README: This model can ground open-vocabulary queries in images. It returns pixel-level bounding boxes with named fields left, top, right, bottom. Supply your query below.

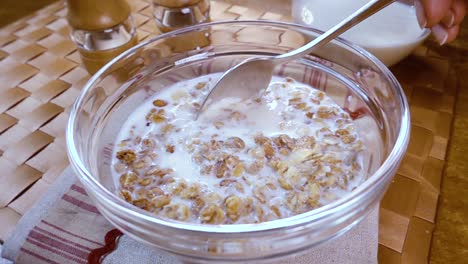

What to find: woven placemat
left=0, top=0, right=456, bottom=263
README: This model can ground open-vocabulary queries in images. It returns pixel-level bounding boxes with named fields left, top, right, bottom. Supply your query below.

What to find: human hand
left=415, top=0, right=467, bottom=44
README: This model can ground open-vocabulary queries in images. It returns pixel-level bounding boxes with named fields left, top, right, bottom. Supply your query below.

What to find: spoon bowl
left=199, top=58, right=275, bottom=113
left=198, top=0, right=394, bottom=114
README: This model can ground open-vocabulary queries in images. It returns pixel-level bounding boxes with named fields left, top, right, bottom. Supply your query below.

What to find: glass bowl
left=67, top=20, right=410, bottom=263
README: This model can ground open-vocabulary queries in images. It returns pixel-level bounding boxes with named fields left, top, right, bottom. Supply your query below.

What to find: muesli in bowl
left=67, top=21, right=410, bottom=262
left=113, top=74, right=367, bottom=225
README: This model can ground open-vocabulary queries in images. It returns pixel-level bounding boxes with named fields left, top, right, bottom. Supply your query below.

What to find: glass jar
left=152, top=0, right=210, bottom=32
left=66, top=0, right=138, bottom=74
left=67, top=21, right=410, bottom=263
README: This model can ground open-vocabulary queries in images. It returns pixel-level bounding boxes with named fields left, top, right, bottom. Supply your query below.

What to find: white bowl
left=292, top=0, right=430, bottom=66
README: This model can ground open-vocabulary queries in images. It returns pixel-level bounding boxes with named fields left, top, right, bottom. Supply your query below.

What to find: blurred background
left=0, top=0, right=57, bottom=28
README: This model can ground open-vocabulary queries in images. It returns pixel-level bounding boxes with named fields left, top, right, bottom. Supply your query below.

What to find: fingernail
left=432, top=24, right=448, bottom=45
left=415, top=0, right=427, bottom=28
left=441, top=10, right=455, bottom=27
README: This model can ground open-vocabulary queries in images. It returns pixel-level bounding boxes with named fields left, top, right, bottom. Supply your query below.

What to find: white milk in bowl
left=292, top=0, right=429, bottom=66
left=112, top=75, right=367, bottom=224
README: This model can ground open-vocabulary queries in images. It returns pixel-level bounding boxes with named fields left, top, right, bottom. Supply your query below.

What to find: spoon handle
left=275, top=0, right=395, bottom=62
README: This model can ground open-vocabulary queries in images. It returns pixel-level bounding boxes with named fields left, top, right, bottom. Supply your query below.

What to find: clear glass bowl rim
left=66, top=20, right=411, bottom=234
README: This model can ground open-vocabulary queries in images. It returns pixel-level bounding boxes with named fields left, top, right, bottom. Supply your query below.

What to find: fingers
left=446, top=24, right=461, bottom=43
left=418, top=0, right=453, bottom=27
left=441, top=9, right=455, bottom=27
left=416, top=0, right=466, bottom=45
left=432, top=25, right=448, bottom=44
left=415, top=0, right=428, bottom=27
left=431, top=22, right=460, bottom=45
left=451, top=0, right=467, bottom=25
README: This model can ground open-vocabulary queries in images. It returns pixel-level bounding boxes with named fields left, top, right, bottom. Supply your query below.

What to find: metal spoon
left=198, top=0, right=394, bottom=116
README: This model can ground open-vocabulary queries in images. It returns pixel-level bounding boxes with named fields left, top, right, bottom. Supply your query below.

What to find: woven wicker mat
left=0, top=0, right=456, bottom=263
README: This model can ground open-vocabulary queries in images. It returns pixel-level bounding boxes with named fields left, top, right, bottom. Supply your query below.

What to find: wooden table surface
left=0, top=1, right=466, bottom=263
left=428, top=19, right=468, bottom=264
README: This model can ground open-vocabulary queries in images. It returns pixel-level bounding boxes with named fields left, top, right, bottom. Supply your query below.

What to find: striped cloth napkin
left=1, top=167, right=378, bottom=264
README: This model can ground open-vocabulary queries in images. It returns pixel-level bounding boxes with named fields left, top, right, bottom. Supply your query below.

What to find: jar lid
left=66, top=0, right=131, bottom=31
